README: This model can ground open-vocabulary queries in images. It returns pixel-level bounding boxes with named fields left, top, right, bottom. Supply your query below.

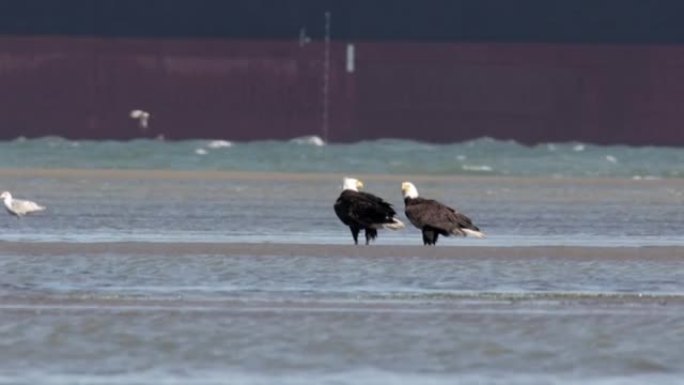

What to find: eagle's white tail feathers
left=462, top=228, right=485, bottom=238
left=383, top=218, right=405, bottom=230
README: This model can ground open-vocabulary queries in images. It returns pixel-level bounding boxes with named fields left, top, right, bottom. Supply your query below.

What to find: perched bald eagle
left=401, top=182, right=484, bottom=245
left=334, top=177, right=405, bottom=245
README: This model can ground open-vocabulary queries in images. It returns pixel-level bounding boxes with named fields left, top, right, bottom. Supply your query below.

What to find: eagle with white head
left=401, top=181, right=484, bottom=245
left=334, top=177, right=404, bottom=245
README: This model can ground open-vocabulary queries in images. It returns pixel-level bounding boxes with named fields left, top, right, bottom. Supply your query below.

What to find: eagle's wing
left=349, top=192, right=397, bottom=226
left=407, top=199, right=477, bottom=232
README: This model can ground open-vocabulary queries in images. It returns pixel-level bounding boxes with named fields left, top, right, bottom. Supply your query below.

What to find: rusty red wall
left=0, top=37, right=328, bottom=140
left=1, top=36, right=683, bottom=145
left=343, top=42, right=684, bottom=145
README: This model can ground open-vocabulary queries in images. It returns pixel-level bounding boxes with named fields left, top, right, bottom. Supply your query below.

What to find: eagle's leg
left=350, top=226, right=360, bottom=245
left=432, top=232, right=440, bottom=245
left=365, top=228, right=378, bottom=245
left=422, top=229, right=435, bottom=245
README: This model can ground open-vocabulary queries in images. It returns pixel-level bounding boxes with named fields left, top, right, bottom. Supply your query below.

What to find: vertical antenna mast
left=322, top=11, right=331, bottom=142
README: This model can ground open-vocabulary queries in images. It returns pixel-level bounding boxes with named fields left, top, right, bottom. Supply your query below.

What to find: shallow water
left=0, top=251, right=683, bottom=384
left=1, top=170, right=682, bottom=246
left=2, top=252, right=684, bottom=298
left=0, top=138, right=683, bottom=384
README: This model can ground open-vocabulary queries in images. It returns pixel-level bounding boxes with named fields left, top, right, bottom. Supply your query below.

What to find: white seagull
left=1, top=191, right=46, bottom=217
left=130, top=109, right=151, bottom=130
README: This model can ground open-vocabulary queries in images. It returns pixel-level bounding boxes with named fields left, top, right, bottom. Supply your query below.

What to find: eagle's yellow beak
left=356, top=180, right=364, bottom=190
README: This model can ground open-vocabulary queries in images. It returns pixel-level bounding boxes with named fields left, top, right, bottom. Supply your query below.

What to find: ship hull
left=1, top=36, right=683, bottom=145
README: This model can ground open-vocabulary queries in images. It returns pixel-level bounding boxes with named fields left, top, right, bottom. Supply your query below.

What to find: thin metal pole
left=322, top=11, right=331, bottom=142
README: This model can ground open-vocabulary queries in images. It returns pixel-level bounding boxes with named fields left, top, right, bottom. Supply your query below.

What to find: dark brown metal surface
left=0, top=36, right=682, bottom=145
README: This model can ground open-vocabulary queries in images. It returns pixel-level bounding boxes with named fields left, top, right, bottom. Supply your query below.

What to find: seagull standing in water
left=1, top=191, right=46, bottom=217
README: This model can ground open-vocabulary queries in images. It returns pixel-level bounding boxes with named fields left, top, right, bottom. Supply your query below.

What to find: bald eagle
left=334, top=177, right=405, bottom=245
left=401, top=182, right=484, bottom=245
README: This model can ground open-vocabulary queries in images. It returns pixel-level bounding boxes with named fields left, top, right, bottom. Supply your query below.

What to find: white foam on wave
left=631, top=175, right=661, bottom=181
left=462, top=164, right=493, bottom=172
left=194, top=148, right=208, bottom=155
left=289, top=135, right=326, bottom=146
left=605, top=155, right=618, bottom=164
left=207, top=140, right=233, bottom=149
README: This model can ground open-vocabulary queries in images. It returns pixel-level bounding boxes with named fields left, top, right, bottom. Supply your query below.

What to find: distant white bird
left=1, top=191, right=46, bottom=217
left=130, top=109, right=151, bottom=130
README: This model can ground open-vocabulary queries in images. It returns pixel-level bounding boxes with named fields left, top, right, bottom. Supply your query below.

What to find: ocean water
left=1, top=136, right=682, bottom=177
left=0, top=136, right=683, bottom=384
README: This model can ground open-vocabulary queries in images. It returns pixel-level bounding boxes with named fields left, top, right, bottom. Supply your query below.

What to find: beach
left=2, top=240, right=683, bottom=260
left=1, top=242, right=683, bottom=385
left=2, top=167, right=682, bottom=245
left=1, top=166, right=683, bottom=384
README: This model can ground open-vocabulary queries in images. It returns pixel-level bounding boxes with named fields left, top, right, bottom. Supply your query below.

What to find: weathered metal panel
left=0, top=37, right=329, bottom=140
left=1, top=36, right=684, bottom=145
left=347, top=42, right=684, bottom=145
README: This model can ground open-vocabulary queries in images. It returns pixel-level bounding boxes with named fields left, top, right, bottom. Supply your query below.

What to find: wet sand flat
left=1, top=241, right=682, bottom=260
left=1, top=167, right=682, bottom=246
left=3, top=167, right=682, bottom=209
left=3, top=166, right=684, bottom=186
